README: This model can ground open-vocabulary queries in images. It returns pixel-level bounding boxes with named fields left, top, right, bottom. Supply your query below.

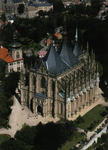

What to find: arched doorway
left=37, top=105, right=43, bottom=116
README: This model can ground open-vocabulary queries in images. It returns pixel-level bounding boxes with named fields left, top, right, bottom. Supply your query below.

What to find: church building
left=20, top=30, right=100, bottom=120
left=0, top=31, right=24, bottom=73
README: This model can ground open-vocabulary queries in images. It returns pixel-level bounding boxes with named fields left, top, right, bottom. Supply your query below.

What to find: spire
left=73, top=27, right=82, bottom=57
left=13, top=31, right=17, bottom=43
left=87, top=41, right=89, bottom=52
left=96, top=63, right=99, bottom=83
left=75, top=27, right=78, bottom=42
left=96, top=62, right=98, bottom=73
left=10, top=30, right=21, bottom=49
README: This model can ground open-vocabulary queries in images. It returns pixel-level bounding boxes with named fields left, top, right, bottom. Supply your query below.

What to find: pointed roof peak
left=73, top=28, right=83, bottom=57
left=60, top=39, right=79, bottom=67
left=10, top=30, right=21, bottom=49
left=73, top=42, right=82, bottom=57
left=75, top=27, right=78, bottom=42
left=13, top=30, right=18, bottom=40
left=43, top=44, right=68, bottom=75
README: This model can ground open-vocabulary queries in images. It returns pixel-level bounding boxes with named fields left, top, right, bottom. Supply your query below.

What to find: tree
left=48, top=0, right=64, bottom=12
left=0, top=13, right=6, bottom=22
left=0, top=138, right=26, bottom=150
left=38, top=10, right=45, bottom=17
left=0, top=93, right=13, bottom=128
left=0, top=59, right=6, bottom=80
left=1, top=72, right=19, bottom=98
left=97, top=61, right=103, bottom=77
left=0, top=121, right=76, bottom=150
left=17, top=4, right=25, bottom=15
left=91, top=0, right=102, bottom=16
left=15, top=125, right=36, bottom=145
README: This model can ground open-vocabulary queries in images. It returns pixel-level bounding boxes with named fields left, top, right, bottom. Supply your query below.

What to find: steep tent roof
left=60, top=39, right=79, bottom=67
left=43, top=44, right=69, bottom=75
left=73, top=42, right=82, bottom=57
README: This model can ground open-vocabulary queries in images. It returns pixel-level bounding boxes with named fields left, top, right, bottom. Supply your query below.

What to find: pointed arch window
left=41, top=76, right=46, bottom=88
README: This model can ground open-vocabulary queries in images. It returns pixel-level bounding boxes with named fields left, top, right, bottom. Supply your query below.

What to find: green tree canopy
left=0, top=59, right=6, bottom=80
left=17, top=4, right=25, bottom=15
left=48, top=0, right=64, bottom=12
left=1, top=72, right=19, bottom=98
left=0, top=93, right=13, bottom=128
left=91, top=0, right=102, bottom=16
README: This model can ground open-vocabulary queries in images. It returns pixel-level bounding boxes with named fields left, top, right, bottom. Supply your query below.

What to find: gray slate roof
left=60, top=39, right=80, bottom=68
left=73, top=42, right=82, bottom=57
left=43, top=45, right=69, bottom=76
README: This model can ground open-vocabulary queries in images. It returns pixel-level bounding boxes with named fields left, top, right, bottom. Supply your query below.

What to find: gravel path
left=0, top=96, right=59, bottom=137
left=81, top=125, right=108, bottom=150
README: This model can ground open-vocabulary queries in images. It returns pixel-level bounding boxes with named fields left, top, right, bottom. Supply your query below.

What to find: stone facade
left=8, top=32, right=24, bottom=72
left=0, top=0, right=28, bottom=18
left=20, top=32, right=100, bottom=120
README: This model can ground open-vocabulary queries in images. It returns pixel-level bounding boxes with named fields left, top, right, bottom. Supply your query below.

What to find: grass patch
left=58, top=132, right=86, bottom=150
left=0, top=134, right=10, bottom=144
left=59, top=105, right=107, bottom=150
left=75, top=105, right=107, bottom=131
left=104, top=97, right=108, bottom=102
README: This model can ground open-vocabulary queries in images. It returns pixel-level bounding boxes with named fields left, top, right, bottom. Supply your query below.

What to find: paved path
left=87, top=117, right=107, bottom=140
left=81, top=124, right=108, bottom=150
left=0, top=96, right=59, bottom=137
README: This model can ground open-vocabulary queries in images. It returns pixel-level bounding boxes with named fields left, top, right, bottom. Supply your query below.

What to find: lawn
left=75, top=104, right=107, bottom=131
left=58, top=132, right=86, bottom=150
left=58, top=105, right=107, bottom=150
left=0, top=134, right=10, bottom=144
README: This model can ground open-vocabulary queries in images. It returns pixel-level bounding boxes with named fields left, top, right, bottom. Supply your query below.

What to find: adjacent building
left=0, top=32, right=24, bottom=73
left=0, top=0, right=53, bottom=18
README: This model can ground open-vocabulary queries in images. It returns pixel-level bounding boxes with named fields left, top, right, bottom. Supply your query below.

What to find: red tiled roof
left=55, top=32, right=61, bottom=37
left=54, top=32, right=62, bottom=39
left=37, top=50, right=47, bottom=56
left=0, top=47, right=14, bottom=63
left=46, top=39, right=50, bottom=46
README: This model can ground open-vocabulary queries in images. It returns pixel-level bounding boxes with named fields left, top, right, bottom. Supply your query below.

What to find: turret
left=73, top=28, right=82, bottom=57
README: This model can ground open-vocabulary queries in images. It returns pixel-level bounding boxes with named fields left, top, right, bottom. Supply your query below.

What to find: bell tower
left=9, top=31, right=24, bottom=72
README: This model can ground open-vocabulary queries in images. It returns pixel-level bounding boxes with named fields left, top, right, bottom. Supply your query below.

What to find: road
left=81, top=124, right=108, bottom=150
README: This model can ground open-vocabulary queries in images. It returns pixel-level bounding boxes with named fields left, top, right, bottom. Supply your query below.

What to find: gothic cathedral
left=20, top=30, right=100, bottom=120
